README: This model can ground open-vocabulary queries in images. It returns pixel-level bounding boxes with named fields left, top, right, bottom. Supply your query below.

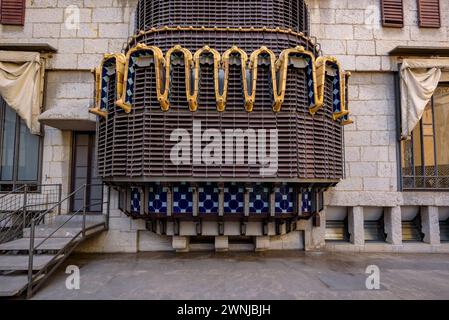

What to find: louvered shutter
left=381, top=0, right=404, bottom=27
left=418, top=0, right=441, bottom=28
left=0, top=0, right=26, bottom=26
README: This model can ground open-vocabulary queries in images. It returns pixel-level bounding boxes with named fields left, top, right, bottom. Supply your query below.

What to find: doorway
left=71, top=132, right=103, bottom=213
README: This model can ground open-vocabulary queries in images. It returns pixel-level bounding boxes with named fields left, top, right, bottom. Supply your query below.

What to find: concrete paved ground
left=32, top=251, right=449, bottom=300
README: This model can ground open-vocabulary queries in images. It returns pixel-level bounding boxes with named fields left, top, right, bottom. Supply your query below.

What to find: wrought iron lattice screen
left=97, top=59, right=344, bottom=181
left=135, top=0, right=310, bottom=34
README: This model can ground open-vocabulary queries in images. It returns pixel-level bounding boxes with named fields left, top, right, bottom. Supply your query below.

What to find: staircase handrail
left=0, top=185, right=26, bottom=201
left=26, top=183, right=110, bottom=298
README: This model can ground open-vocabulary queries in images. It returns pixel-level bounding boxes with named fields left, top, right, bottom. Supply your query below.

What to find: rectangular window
left=0, top=0, right=26, bottom=26
left=401, top=84, right=449, bottom=190
left=0, top=97, right=42, bottom=191
left=417, top=0, right=441, bottom=28
left=381, top=0, right=404, bottom=27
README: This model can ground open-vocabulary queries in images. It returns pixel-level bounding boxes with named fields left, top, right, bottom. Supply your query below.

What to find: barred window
left=401, top=84, right=449, bottom=190
left=0, top=96, right=42, bottom=191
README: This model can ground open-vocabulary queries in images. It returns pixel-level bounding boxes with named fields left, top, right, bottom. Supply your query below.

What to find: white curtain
left=0, top=51, right=44, bottom=135
left=400, top=58, right=449, bottom=140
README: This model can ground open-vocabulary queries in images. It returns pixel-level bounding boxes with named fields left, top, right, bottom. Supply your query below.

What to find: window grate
left=401, top=84, right=449, bottom=191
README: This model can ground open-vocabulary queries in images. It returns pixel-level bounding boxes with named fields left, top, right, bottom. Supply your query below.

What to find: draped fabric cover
left=400, top=58, right=449, bottom=140
left=0, top=51, right=44, bottom=135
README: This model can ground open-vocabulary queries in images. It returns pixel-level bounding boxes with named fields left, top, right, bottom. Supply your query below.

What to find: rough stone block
left=349, top=206, right=364, bottom=245
left=385, top=206, right=402, bottom=245
left=350, top=162, right=377, bottom=177
left=109, top=217, right=131, bottom=231
left=279, top=231, right=304, bottom=250
left=245, top=222, right=263, bottom=236
left=356, top=56, right=381, bottom=71
left=76, top=230, right=137, bottom=253
left=201, top=221, right=219, bottom=236
left=347, top=40, right=375, bottom=55
left=224, top=221, right=241, bottom=236
left=255, top=236, right=270, bottom=251
left=363, top=177, right=392, bottom=191
left=130, top=219, right=146, bottom=231
left=172, top=236, right=190, bottom=252
left=178, top=221, right=197, bottom=236
left=421, top=206, right=440, bottom=245
left=138, top=231, right=172, bottom=252
left=361, top=146, right=390, bottom=162
left=215, top=236, right=229, bottom=252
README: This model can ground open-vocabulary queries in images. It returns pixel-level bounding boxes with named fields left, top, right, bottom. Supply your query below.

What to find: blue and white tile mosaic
left=332, top=68, right=341, bottom=114
left=274, top=184, right=295, bottom=214
left=249, top=184, right=269, bottom=214
left=199, top=183, right=219, bottom=214
left=305, top=56, right=315, bottom=107
left=224, top=183, right=244, bottom=214
left=130, top=187, right=141, bottom=214
left=301, top=188, right=313, bottom=213
left=148, top=183, right=168, bottom=214
left=124, top=51, right=154, bottom=106
left=100, top=58, right=116, bottom=111
left=173, top=183, right=193, bottom=214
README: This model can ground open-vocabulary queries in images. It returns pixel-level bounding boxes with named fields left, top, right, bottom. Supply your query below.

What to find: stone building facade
left=0, top=0, right=448, bottom=253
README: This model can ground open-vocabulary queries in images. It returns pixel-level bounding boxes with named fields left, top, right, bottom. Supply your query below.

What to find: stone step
left=0, top=254, right=63, bottom=271
left=51, top=214, right=105, bottom=225
left=229, top=243, right=255, bottom=251
left=23, top=227, right=83, bottom=238
left=0, top=237, right=75, bottom=251
left=0, top=274, right=46, bottom=297
left=0, top=275, right=28, bottom=297
left=23, top=222, right=105, bottom=238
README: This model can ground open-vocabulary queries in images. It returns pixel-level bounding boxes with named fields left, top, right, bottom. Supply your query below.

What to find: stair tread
left=52, top=215, right=105, bottom=224
left=23, top=227, right=83, bottom=238
left=0, top=275, right=28, bottom=297
left=37, top=221, right=103, bottom=229
left=23, top=222, right=105, bottom=238
left=0, top=254, right=62, bottom=271
left=0, top=238, right=74, bottom=251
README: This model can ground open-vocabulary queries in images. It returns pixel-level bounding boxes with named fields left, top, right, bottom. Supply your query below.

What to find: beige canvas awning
left=0, top=51, right=45, bottom=135
left=400, top=58, right=449, bottom=140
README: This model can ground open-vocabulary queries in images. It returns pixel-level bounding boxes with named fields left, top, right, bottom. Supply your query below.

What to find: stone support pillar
left=349, top=206, right=364, bottom=245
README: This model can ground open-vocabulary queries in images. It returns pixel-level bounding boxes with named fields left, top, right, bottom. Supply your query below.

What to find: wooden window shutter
left=418, top=0, right=441, bottom=28
left=0, top=0, right=26, bottom=26
left=381, top=0, right=404, bottom=27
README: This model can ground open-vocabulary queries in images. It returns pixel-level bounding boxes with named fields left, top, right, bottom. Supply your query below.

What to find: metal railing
left=402, top=175, right=449, bottom=191
left=26, top=184, right=110, bottom=298
left=0, top=184, right=62, bottom=244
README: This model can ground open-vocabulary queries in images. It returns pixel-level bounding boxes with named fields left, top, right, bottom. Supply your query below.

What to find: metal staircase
left=0, top=184, right=109, bottom=298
